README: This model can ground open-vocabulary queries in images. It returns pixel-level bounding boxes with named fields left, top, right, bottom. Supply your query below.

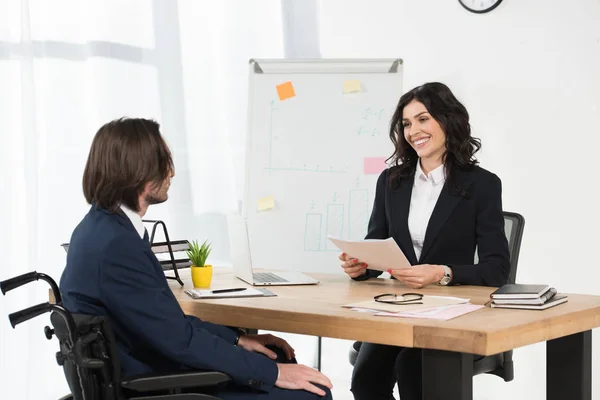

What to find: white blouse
left=407, top=161, right=446, bottom=261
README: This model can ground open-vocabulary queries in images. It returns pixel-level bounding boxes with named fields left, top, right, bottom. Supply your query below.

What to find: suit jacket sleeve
left=100, top=237, right=278, bottom=392
left=449, top=173, right=511, bottom=286
left=353, top=169, right=389, bottom=281
left=184, top=315, right=239, bottom=343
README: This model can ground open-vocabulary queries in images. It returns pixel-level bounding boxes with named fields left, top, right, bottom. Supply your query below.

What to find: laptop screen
left=226, top=214, right=255, bottom=283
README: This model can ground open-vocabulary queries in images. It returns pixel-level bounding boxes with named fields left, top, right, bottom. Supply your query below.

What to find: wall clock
left=458, top=0, right=503, bottom=14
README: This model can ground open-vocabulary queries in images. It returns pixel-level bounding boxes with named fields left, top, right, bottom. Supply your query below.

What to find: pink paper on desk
left=363, top=157, right=387, bottom=175
left=375, top=303, right=484, bottom=320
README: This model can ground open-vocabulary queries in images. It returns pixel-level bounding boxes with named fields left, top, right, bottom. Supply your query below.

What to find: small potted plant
left=186, top=239, right=213, bottom=288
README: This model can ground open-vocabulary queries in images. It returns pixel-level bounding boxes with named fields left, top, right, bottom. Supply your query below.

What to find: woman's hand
left=339, top=252, right=368, bottom=278
left=389, top=264, right=445, bottom=289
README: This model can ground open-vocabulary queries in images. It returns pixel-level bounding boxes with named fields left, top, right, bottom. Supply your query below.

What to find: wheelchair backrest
left=51, top=312, right=123, bottom=400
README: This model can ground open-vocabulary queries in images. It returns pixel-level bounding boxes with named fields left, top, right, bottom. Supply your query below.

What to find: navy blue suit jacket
left=59, top=205, right=278, bottom=392
left=356, top=165, right=510, bottom=286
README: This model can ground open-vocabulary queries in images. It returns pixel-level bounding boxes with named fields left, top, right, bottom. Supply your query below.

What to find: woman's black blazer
left=356, top=165, right=511, bottom=286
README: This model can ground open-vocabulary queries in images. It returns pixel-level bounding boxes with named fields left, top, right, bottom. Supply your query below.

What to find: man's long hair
left=82, top=118, right=173, bottom=212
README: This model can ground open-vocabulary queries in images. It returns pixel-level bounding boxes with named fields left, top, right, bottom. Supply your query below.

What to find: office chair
left=347, top=211, right=526, bottom=382
left=1, top=271, right=232, bottom=400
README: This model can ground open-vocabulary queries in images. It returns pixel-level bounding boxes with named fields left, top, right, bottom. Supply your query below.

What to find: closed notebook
left=491, top=284, right=551, bottom=300
left=491, top=295, right=568, bottom=310
left=492, top=288, right=557, bottom=305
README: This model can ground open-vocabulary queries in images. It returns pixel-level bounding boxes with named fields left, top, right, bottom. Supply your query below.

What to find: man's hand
left=237, top=333, right=295, bottom=360
left=275, top=363, right=333, bottom=396
left=389, top=264, right=445, bottom=289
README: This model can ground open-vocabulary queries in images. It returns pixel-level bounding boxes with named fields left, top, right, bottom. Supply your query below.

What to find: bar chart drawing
left=325, top=204, right=345, bottom=251
left=348, top=189, right=369, bottom=240
left=303, top=190, right=370, bottom=252
left=304, top=213, right=322, bottom=251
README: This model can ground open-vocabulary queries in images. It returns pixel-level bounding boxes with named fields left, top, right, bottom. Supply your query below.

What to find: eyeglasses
left=374, top=292, right=423, bottom=305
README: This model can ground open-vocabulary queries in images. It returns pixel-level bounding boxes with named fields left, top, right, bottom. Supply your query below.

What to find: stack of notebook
left=490, top=284, right=568, bottom=310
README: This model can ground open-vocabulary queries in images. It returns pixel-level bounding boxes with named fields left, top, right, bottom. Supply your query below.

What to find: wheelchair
left=1, top=271, right=232, bottom=400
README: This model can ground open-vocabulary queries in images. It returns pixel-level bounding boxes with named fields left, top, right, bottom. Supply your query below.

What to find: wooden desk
left=172, top=268, right=600, bottom=400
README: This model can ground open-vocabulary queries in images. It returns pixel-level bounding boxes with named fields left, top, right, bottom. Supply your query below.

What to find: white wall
left=317, top=0, right=600, bottom=398
left=0, top=1, right=286, bottom=398
left=2, top=1, right=599, bottom=398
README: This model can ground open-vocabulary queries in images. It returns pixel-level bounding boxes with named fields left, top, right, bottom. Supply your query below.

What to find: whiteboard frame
left=242, top=58, right=403, bottom=219
left=248, top=58, right=403, bottom=74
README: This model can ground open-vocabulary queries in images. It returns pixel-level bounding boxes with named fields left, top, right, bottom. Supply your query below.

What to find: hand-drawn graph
left=304, top=188, right=370, bottom=251
left=325, top=204, right=345, bottom=250
left=264, top=100, right=349, bottom=175
left=304, top=214, right=322, bottom=251
left=260, top=97, right=380, bottom=252
left=348, top=189, right=369, bottom=240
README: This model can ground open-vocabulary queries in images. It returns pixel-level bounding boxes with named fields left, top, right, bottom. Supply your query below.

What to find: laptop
left=226, top=213, right=319, bottom=286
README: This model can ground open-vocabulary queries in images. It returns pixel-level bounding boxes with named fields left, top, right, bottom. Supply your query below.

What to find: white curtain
left=0, top=0, right=289, bottom=398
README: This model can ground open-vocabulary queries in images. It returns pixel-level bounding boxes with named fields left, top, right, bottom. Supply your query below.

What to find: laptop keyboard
left=253, top=272, right=288, bottom=283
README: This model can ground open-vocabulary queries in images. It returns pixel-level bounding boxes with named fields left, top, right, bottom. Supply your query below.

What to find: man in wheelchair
left=2, top=118, right=332, bottom=400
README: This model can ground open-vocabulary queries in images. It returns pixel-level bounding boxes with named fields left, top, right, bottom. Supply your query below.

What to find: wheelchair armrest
left=121, top=370, right=231, bottom=392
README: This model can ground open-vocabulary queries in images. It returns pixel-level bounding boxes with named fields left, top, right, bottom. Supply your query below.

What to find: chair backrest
left=502, top=211, right=525, bottom=284
left=474, top=211, right=525, bottom=284
left=51, top=312, right=124, bottom=400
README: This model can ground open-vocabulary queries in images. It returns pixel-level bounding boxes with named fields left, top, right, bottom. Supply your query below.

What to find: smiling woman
left=389, top=82, right=482, bottom=196
left=339, top=82, right=510, bottom=400
left=401, top=101, right=447, bottom=171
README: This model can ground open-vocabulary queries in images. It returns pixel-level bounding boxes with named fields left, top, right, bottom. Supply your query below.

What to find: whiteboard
left=242, top=59, right=403, bottom=274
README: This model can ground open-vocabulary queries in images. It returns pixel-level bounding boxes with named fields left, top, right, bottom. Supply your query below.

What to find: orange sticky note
left=276, top=81, right=296, bottom=101
left=364, top=157, right=388, bottom=175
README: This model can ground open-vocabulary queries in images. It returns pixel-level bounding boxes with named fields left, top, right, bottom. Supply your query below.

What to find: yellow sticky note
left=343, top=80, right=361, bottom=94
left=276, top=81, right=296, bottom=101
left=257, top=196, right=275, bottom=211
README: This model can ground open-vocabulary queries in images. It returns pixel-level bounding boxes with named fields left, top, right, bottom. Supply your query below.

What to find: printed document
left=327, top=236, right=410, bottom=271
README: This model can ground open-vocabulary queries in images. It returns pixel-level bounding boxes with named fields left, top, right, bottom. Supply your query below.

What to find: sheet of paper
left=343, top=79, right=361, bottom=93
left=185, top=287, right=267, bottom=299
left=349, top=307, right=382, bottom=313
left=363, top=156, right=388, bottom=175
left=276, top=81, right=296, bottom=101
left=257, top=196, right=275, bottom=211
left=375, top=303, right=484, bottom=320
left=155, top=250, right=189, bottom=262
left=328, top=236, right=410, bottom=272
left=343, top=295, right=470, bottom=313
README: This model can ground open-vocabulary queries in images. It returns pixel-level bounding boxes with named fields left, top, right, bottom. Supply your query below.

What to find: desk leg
left=422, top=349, right=473, bottom=400
left=547, top=330, right=591, bottom=400
left=317, top=336, right=322, bottom=371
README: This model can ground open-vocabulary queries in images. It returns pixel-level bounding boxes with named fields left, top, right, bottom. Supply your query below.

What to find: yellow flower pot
left=191, top=264, right=213, bottom=288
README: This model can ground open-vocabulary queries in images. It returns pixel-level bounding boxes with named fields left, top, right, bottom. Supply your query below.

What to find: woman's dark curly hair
left=387, top=82, right=481, bottom=196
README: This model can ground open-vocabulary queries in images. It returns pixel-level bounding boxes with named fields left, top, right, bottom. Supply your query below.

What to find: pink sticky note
left=363, top=157, right=387, bottom=175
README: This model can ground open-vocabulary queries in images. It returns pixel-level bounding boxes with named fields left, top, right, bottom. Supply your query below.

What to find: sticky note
left=363, top=157, right=388, bottom=175
left=257, top=196, right=275, bottom=211
left=276, top=81, right=295, bottom=101
left=343, top=80, right=361, bottom=94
